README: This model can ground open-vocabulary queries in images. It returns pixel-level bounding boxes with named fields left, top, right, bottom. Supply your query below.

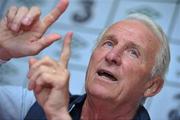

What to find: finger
left=6, top=6, right=17, bottom=28
left=34, top=80, right=43, bottom=94
left=34, top=73, right=53, bottom=93
left=22, top=6, right=41, bottom=26
left=11, top=6, right=29, bottom=32
left=30, top=65, right=56, bottom=84
left=28, top=65, right=53, bottom=91
left=29, top=57, right=38, bottom=69
left=43, top=0, right=69, bottom=28
left=59, top=32, right=73, bottom=68
left=28, top=58, right=39, bottom=90
left=28, top=77, right=35, bottom=90
left=37, top=33, right=61, bottom=50
left=29, top=56, right=56, bottom=77
left=34, top=87, right=49, bottom=106
left=34, top=71, right=69, bottom=94
left=28, top=57, right=38, bottom=78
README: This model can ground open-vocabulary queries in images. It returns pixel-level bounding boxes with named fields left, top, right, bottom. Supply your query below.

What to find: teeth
left=98, top=70, right=117, bottom=81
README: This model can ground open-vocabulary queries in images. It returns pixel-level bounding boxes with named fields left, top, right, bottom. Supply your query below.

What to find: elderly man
left=0, top=0, right=170, bottom=120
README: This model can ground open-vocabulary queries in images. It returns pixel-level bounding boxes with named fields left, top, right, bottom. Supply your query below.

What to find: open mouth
left=97, top=69, right=117, bottom=81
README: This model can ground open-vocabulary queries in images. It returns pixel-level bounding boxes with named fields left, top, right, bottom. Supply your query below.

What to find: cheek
left=121, top=61, right=139, bottom=78
left=85, top=53, right=99, bottom=88
left=87, top=50, right=106, bottom=72
left=121, top=57, right=148, bottom=79
left=118, top=63, right=150, bottom=97
left=114, top=77, right=147, bottom=103
left=119, top=61, right=149, bottom=95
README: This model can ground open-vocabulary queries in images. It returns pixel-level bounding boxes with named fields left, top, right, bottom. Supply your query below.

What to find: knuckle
left=46, top=14, right=55, bottom=23
left=39, top=65, right=46, bottom=71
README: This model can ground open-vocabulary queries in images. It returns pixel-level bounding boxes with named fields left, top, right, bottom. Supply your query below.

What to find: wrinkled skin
left=83, top=20, right=163, bottom=119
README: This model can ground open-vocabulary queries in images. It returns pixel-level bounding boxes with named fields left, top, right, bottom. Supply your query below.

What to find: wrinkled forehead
left=107, top=20, right=156, bottom=37
left=101, top=20, right=160, bottom=47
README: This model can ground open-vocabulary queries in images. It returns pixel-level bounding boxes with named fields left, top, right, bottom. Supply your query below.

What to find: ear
left=144, top=76, right=164, bottom=97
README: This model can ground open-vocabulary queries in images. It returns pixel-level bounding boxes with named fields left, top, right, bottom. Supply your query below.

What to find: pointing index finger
left=43, top=0, right=69, bottom=28
left=60, top=32, right=73, bottom=68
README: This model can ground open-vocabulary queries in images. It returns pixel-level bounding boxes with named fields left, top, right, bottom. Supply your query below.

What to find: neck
left=81, top=95, right=139, bottom=120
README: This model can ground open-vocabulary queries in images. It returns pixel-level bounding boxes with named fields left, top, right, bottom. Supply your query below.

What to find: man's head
left=85, top=13, right=170, bottom=106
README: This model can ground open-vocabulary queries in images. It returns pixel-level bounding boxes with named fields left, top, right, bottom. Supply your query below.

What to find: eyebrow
left=126, top=41, right=141, bottom=49
left=101, top=34, right=118, bottom=42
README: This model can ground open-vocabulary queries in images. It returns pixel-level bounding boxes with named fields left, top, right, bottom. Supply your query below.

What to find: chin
left=86, top=83, right=113, bottom=100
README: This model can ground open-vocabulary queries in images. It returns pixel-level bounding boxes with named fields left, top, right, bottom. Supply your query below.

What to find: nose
left=105, top=48, right=121, bottom=66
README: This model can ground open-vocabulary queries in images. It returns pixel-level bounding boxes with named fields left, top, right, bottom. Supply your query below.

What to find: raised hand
left=28, top=32, right=73, bottom=120
left=0, top=0, right=69, bottom=60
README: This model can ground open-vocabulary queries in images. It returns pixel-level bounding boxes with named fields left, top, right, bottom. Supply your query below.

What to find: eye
left=103, top=41, right=114, bottom=48
left=128, top=48, right=139, bottom=58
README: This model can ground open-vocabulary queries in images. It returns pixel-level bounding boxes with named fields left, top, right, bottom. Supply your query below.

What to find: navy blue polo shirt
left=25, top=94, right=150, bottom=120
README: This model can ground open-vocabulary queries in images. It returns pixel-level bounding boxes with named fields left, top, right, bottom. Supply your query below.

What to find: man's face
left=85, top=20, right=161, bottom=104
